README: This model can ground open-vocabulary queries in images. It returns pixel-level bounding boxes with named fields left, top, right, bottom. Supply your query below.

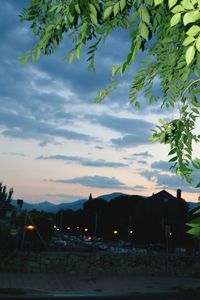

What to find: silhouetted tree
left=0, top=182, right=14, bottom=203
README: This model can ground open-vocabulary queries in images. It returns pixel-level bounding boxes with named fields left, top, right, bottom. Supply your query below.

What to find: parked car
left=49, top=239, right=67, bottom=250
left=110, top=246, right=129, bottom=253
left=93, top=242, right=108, bottom=251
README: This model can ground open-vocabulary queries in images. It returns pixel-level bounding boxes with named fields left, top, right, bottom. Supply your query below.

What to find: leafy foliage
left=186, top=205, right=200, bottom=239
left=19, top=0, right=200, bottom=238
left=0, top=182, right=13, bottom=203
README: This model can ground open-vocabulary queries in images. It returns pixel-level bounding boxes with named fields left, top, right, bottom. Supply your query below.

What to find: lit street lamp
left=24, top=225, right=35, bottom=231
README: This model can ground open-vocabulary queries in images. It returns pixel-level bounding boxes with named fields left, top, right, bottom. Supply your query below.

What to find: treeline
left=0, top=182, right=13, bottom=203
left=54, top=194, right=192, bottom=248
left=0, top=192, right=196, bottom=251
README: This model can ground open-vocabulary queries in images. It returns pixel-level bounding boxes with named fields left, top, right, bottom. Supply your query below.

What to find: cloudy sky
left=0, top=1, right=199, bottom=203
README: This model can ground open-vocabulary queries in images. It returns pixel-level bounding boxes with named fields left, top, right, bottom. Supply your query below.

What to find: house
left=148, top=189, right=182, bottom=202
left=146, top=189, right=188, bottom=222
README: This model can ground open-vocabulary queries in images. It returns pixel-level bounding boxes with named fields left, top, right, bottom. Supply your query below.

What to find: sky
left=0, top=1, right=200, bottom=204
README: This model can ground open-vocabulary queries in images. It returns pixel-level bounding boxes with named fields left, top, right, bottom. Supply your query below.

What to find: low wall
left=0, top=251, right=199, bottom=277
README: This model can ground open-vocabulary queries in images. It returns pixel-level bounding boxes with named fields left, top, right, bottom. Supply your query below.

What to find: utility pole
left=60, top=211, right=63, bottom=234
left=129, top=216, right=132, bottom=246
left=165, top=224, right=170, bottom=272
left=94, top=213, right=98, bottom=240
left=21, top=212, right=28, bottom=251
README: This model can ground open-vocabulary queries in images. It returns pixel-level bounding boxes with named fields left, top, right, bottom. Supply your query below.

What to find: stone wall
left=0, top=251, right=199, bottom=277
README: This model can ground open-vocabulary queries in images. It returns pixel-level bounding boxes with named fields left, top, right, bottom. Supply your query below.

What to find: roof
left=148, top=190, right=177, bottom=201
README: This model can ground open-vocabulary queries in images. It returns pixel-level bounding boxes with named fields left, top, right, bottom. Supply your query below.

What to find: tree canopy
left=19, top=0, right=200, bottom=237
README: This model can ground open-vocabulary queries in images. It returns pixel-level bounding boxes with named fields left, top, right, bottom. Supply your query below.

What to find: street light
left=24, top=225, right=35, bottom=231
left=84, top=228, right=88, bottom=232
left=67, top=226, right=71, bottom=230
left=113, top=230, right=118, bottom=235
left=130, top=230, right=133, bottom=234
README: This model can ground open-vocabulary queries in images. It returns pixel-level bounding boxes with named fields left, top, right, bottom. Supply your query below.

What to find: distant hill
left=97, top=192, right=126, bottom=201
left=11, top=192, right=127, bottom=213
left=188, top=202, right=198, bottom=211
left=12, top=192, right=198, bottom=213
left=11, top=199, right=87, bottom=213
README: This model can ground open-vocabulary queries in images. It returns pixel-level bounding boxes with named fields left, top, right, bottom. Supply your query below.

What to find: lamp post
left=59, top=211, right=63, bottom=233
left=165, top=224, right=171, bottom=272
left=94, top=213, right=98, bottom=240
left=129, top=216, right=133, bottom=245
left=84, top=228, right=88, bottom=237
left=113, top=230, right=118, bottom=242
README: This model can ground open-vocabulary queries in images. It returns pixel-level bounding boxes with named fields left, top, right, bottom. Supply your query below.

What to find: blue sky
left=0, top=1, right=199, bottom=203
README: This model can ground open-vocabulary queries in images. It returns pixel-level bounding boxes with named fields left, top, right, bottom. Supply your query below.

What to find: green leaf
left=194, top=208, right=200, bottom=214
left=183, top=11, right=200, bottom=26
left=170, top=13, right=181, bottom=27
left=185, top=45, right=196, bottom=65
left=112, top=66, right=120, bottom=77
left=169, top=156, right=178, bottom=162
left=158, top=118, right=165, bottom=124
left=168, top=148, right=177, bottom=155
left=171, top=5, right=184, bottom=13
left=119, top=0, right=126, bottom=12
left=192, top=107, right=199, bottom=114
left=196, top=182, right=200, bottom=188
left=89, top=4, right=97, bottom=17
left=139, top=22, right=149, bottom=40
left=139, top=6, right=150, bottom=24
left=103, top=6, right=113, bottom=20
left=76, top=47, right=81, bottom=60
left=113, top=2, right=120, bottom=16
left=192, top=158, right=200, bottom=169
left=182, top=36, right=195, bottom=46
left=36, top=47, right=41, bottom=60
left=69, top=53, right=74, bottom=63
left=168, top=0, right=178, bottom=8
left=181, top=0, right=194, bottom=9
left=154, top=0, right=164, bottom=6
left=187, top=216, right=200, bottom=227
left=75, top=4, right=81, bottom=15
left=186, top=25, right=200, bottom=36
left=191, top=99, right=200, bottom=107
left=196, top=37, right=200, bottom=52
left=49, top=5, right=59, bottom=13
left=90, top=14, right=98, bottom=26
left=148, top=135, right=159, bottom=142
left=135, top=101, right=141, bottom=109
left=186, top=227, right=200, bottom=238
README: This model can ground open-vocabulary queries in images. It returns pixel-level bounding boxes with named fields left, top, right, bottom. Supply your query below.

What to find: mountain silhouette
left=12, top=192, right=198, bottom=213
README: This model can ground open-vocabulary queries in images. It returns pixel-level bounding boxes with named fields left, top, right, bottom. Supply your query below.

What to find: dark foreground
left=0, top=291, right=198, bottom=300
left=0, top=273, right=199, bottom=299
